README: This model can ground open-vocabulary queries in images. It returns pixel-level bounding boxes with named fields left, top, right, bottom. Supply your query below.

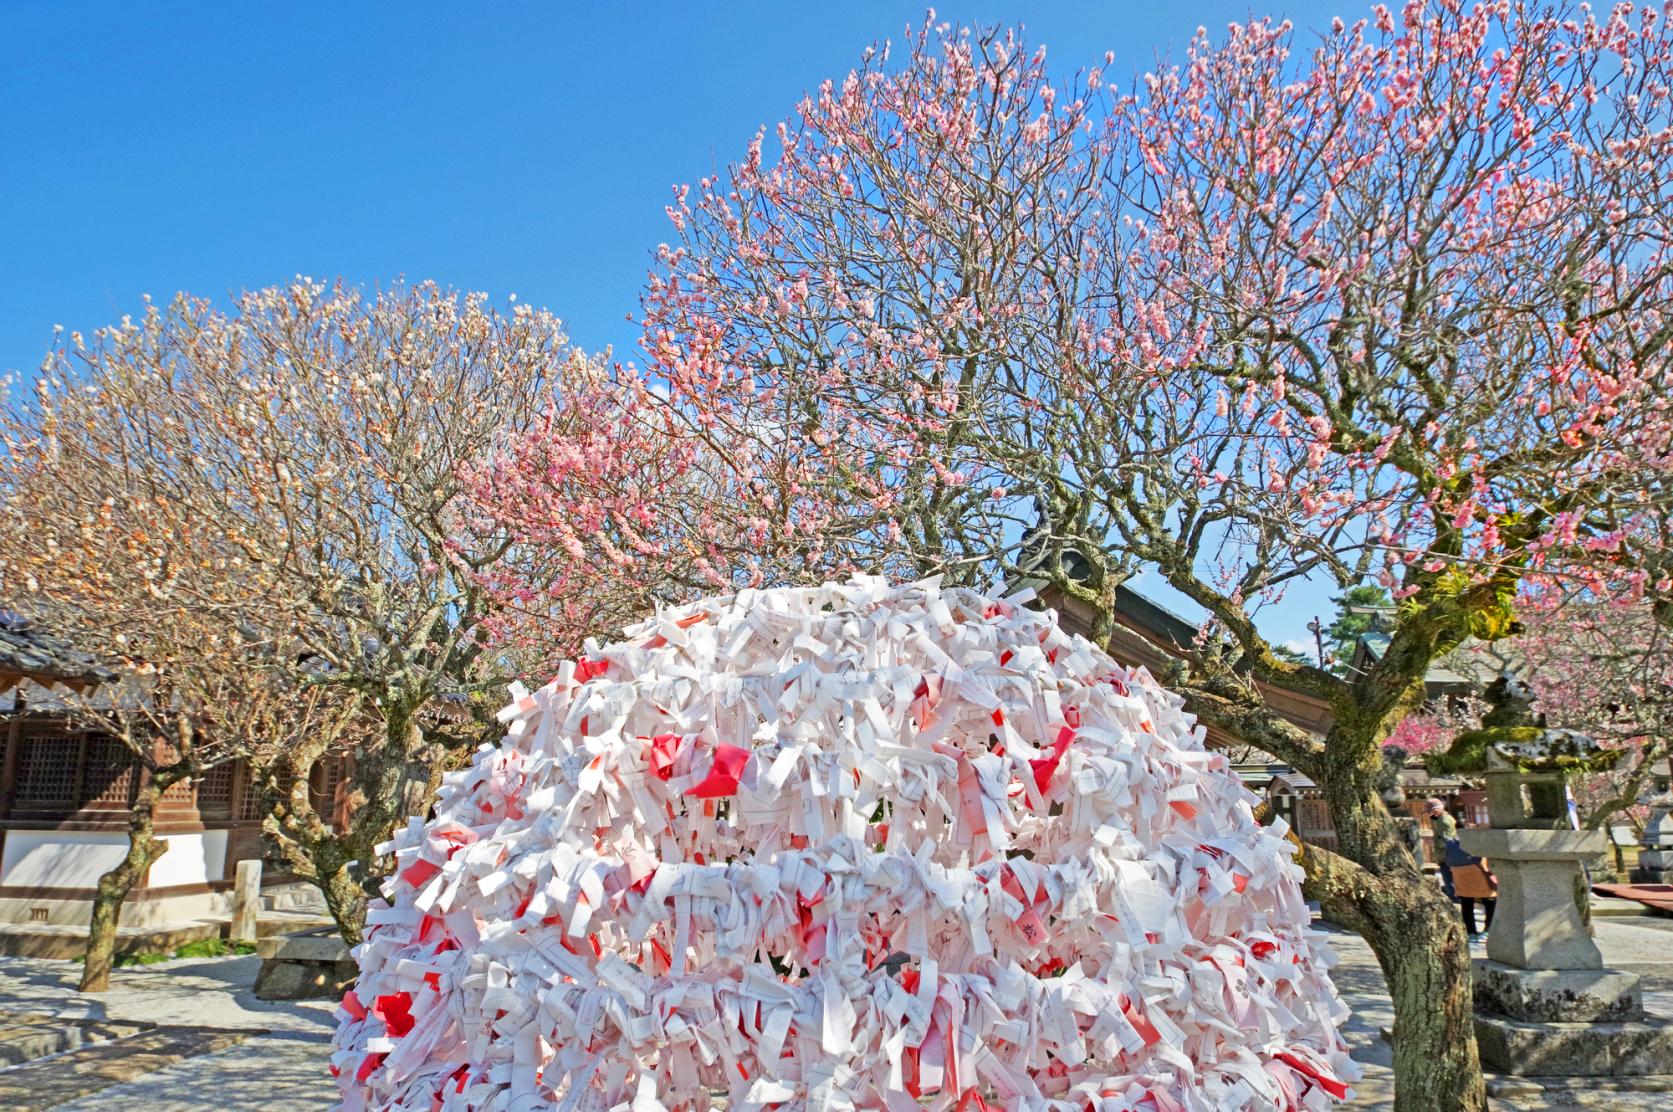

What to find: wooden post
left=231, top=858, right=262, bottom=942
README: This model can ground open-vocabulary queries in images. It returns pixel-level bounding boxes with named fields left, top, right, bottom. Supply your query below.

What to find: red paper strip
left=1121, top=995, right=1162, bottom=1046
left=401, top=858, right=441, bottom=889
left=688, top=742, right=751, bottom=798
left=647, top=733, right=681, bottom=781
left=1029, top=725, right=1076, bottom=797
left=1275, top=1048, right=1350, bottom=1099
left=373, top=991, right=416, bottom=1038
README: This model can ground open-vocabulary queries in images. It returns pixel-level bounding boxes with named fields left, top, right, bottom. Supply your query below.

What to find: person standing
left=1449, top=841, right=1498, bottom=938
left=1426, top=797, right=1459, bottom=898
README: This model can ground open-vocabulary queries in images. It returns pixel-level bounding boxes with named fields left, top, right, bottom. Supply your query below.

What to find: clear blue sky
left=0, top=0, right=1354, bottom=650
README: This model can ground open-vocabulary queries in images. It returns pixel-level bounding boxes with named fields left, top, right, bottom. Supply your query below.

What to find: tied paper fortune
left=331, top=577, right=1358, bottom=1111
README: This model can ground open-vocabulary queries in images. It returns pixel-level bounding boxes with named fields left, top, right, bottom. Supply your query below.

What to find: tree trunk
left=319, top=859, right=368, bottom=943
left=334, top=706, right=446, bottom=940
left=1307, top=773, right=1486, bottom=1112
left=80, top=771, right=181, bottom=993
left=254, top=700, right=451, bottom=944
left=258, top=746, right=368, bottom=944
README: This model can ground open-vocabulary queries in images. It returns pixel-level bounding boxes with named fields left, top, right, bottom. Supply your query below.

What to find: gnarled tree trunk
left=1194, top=672, right=1486, bottom=1110
left=344, top=708, right=450, bottom=908
left=1306, top=754, right=1485, bottom=1112
left=261, top=757, right=368, bottom=945
left=258, top=697, right=460, bottom=944
left=80, top=768, right=185, bottom=993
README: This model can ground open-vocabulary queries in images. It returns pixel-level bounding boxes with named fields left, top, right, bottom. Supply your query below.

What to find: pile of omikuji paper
left=333, top=578, right=1357, bottom=1111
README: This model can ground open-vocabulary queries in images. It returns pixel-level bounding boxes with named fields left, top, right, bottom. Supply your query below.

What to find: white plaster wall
left=0, top=888, right=230, bottom=926
left=0, top=830, right=128, bottom=887
left=199, top=829, right=228, bottom=882
left=148, top=832, right=224, bottom=888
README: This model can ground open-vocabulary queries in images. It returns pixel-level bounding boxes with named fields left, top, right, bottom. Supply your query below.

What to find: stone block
left=252, top=929, right=357, bottom=1000
left=255, top=932, right=352, bottom=962
left=252, top=955, right=357, bottom=1000
left=1472, top=961, right=1642, bottom=1022
left=1615, top=1024, right=1673, bottom=1076
left=1476, top=1016, right=1611, bottom=1076
left=230, top=859, right=262, bottom=943
left=1630, top=866, right=1673, bottom=885
left=1637, top=849, right=1673, bottom=869
left=1459, top=827, right=1607, bottom=861
left=1475, top=1015, right=1673, bottom=1076
left=1461, top=829, right=1608, bottom=970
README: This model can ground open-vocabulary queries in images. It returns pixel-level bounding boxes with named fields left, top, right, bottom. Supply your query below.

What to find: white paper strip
left=333, top=577, right=1356, bottom=1111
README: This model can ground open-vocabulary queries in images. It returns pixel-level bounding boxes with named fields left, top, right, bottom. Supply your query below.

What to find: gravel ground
left=0, top=953, right=336, bottom=1110
left=1330, top=917, right=1673, bottom=1111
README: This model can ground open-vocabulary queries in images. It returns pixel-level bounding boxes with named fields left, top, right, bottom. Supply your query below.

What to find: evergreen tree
left=1327, top=585, right=1395, bottom=672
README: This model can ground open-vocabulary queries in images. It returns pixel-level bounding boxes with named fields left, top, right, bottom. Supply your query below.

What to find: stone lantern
left=1434, top=676, right=1673, bottom=1077
left=1630, top=758, right=1673, bottom=885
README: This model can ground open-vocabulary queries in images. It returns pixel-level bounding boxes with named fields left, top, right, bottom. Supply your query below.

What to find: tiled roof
left=1355, top=631, right=1524, bottom=690
left=0, top=610, right=115, bottom=687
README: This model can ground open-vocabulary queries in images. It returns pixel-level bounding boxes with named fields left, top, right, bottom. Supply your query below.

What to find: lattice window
left=81, top=734, right=137, bottom=805
left=197, top=761, right=235, bottom=820
left=161, top=772, right=195, bottom=802
left=13, top=727, right=80, bottom=807
left=237, top=767, right=261, bottom=819
left=242, top=765, right=295, bottom=820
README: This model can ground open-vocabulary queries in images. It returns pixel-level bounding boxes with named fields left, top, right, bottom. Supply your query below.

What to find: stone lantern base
left=1458, top=826, right=1673, bottom=1076
left=1629, top=847, right=1673, bottom=885
left=1461, top=825, right=1673, bottom=1076
left=1631, top=801, right=1673, bottom=882
left=1475, top=1014, right=1673, bottom=1076
left=1473, top=960, right=1673, bottom=1075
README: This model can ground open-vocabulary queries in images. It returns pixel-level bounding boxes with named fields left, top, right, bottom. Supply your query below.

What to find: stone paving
left=0, top=952, right=334, bottom=1110
left=1335, top=917, right=1673, bottom=1111
left=0, top=917, right=1669, bottom=1109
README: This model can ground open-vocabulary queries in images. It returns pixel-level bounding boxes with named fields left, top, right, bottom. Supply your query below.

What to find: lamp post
left=1306, top=616, right=1326, bottom=670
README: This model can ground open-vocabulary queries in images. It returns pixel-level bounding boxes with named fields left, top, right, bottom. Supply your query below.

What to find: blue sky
left=1, top=0, right=1356, bottom=651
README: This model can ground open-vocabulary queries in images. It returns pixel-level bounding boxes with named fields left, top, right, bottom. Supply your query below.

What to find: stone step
left=1488, top=1074, right=1673, bottom=1099
left=204, top=908, right=337, bottom=939
left=0, top=1025, right=255, bottom=1110
left=259, top=881, right=328, bottom=914
left=1476, top=1013, right=1673, bottom=1076
left=1590, top=895, right=1664, bottom=918
left=0, top=1014, right=149, bottom=1066
left=254, top=928, right=356, bottom=1000
left=0, top=910, right=335, bottom=960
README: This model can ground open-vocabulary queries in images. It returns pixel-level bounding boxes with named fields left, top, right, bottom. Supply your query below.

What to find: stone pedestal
left=1474, top=1014, right=1673, bottom=1076
left=253, top=930, right=356, bottom=1000
left=1472, top=962, right=1641, bottom=1023
left=1459, top=828, right=1605, bottom=970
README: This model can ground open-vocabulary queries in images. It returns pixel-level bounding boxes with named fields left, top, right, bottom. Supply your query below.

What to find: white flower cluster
left=332, top=578, right=1356, bottom=1111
